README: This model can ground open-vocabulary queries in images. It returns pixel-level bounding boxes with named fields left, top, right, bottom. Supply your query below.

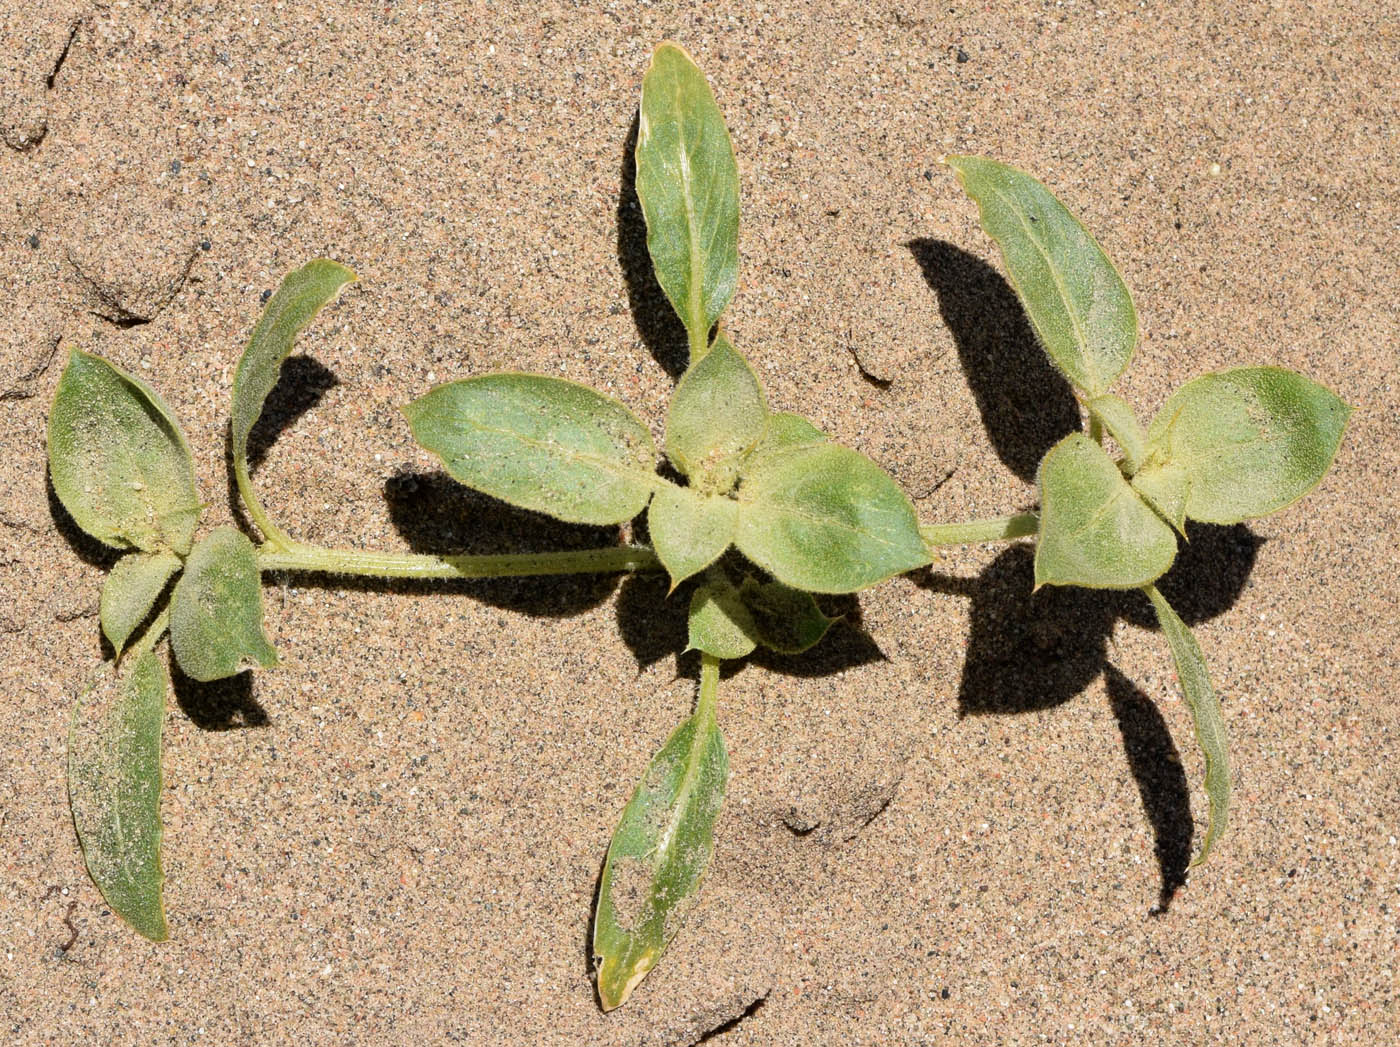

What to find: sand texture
left=2, top=2, right=1396, bottom=1044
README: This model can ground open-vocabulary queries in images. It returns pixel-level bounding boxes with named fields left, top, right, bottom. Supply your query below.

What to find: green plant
left=942, top=153, right=1350, bottom=865
left=43, top=41, right=1348, bottom=1012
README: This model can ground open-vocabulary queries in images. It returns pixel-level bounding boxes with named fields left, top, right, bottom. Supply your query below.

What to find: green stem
left=1088, top=413, right=1104, bottom=446
left=920, top=512, right=1039, bottom=549
left=234, top=461, right=296, bottom=551
left=127, top=607, right=171, bottom=660
left=696, top=652, right=720, bottom=727
left=256, top=540, right=661, bottom=580
left=688, top=322, right=709, bottom=363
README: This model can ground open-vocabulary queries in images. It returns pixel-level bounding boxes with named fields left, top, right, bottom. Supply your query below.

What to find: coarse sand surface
left=1, top=2, right=1395, bottom=1044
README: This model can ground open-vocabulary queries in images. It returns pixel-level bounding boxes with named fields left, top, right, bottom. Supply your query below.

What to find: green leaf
left=1087, top=393, right=1147, bottom=474
left=649, top=485, right=739, bottom=589
left=230, top=259, right=356, bottom=540
left=945, top=155, right=1137, bottom=397
left=741, top=411, right=826, bottom=473
left=101, top=551, right=182, bottom=657
left=1035, top=433, right=1177, bottom=590
left=1131, top=459, right=1191, bottom=535
left=169, top=527, right=277, bottom=682
left=665, top=333, right=767, bottom=492
left=69, top=650, right=169, bottom=941
left=47, top=350, right=202, bottom=555
left=636, top=41, right=740, bottom=354
left=1145, top=584, right=1229, bottom=867
left=594, top=708, right=728, bottom=1009
left=734, top=443, right=928, bottom=593
left=1143, top=367, right=1351, bottom=524
left=686, top=578, right=757, bottom=659
left=737, top=577, right=837, bottom=655
left=404, top=374, right=658, bottom=526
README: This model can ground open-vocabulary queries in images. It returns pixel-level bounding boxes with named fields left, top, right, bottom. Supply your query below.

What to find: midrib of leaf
left=738, top=495, right=908, bottom=552
left=447, top=413, right=654, bottom=486
left=651, top=718, right=708, bottom=862
left=987, top=183, right=1099, bottom=393
left=1168, top=424, right=1290, bottom=468
left=1063, top=481, right=1135, bottom=542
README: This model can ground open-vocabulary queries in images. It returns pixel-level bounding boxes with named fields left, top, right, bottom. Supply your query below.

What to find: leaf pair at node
left=947, top=155, right=1350, bottom=864
left=49, top=350, right=280, bottom=681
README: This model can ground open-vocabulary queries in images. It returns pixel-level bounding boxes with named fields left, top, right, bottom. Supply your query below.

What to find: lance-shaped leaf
left=687, top=578, right=757, bottom=659
left=47, top=350, right=201, bottom=555
left=1087, top=393, right=1147, bottom=474
left=404, top=374, right=658, bottom=526
left=101, top=551, right=182, bottom=657
left=169, top=527, right=277, bottom=682
left=1035, top=433, right=1177, bottom=590
left=69, top=650, right=169, bottom=941
left=945, top=156, right=1137, bottom=397
left=594, top=709, right=728, bottom=1010
left=636, top=41, right=740, bottom=354
left=1142, top=367, right=1351, bottom=524
left=665, top=333, right=766, bottom=491
left=650, top=485, right=739, bottom=588
left=734, top=443, right=928, bottom=593
left=737, top=577, right=836, bottom=655
left=1145, top=584, right=1229, bottom=866
left=230, top=259, right=356, bottom=538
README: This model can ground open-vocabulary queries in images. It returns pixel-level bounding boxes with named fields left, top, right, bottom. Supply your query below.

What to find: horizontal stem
left=920, top=512, right=1039, bottom=549
left=257, top=541, right=661, bottom=581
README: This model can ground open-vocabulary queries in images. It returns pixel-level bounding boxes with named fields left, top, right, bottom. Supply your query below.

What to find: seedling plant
left=44, top=42, right=1348, bottom=1011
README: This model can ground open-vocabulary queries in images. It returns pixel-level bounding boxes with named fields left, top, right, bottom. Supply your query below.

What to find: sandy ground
left=1, top=2, right=1397, bottom=1044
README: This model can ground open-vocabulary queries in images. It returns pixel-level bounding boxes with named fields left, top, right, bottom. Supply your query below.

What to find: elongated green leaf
left=47, top=350, right=201, bottom=555
left=1035, top=433, right=1177, bottom=590
left=1088, top=393, right=1147, bottom=474
left=69, top=650, right=169, bottom=941
left=1145, top=584, right=1229, bottom=866
left=1143, top=367, right=1351, bottom=524
left=687, top=578, right=757, bottom=659
left=636, top=41, right=740, bottom=354
left=650, top=485, right=738, bottom=588
left=101, top=551, right=182, bottom=656
left=230, top=259, right=356, bottom=538
left=404, top=374, right=658, bottom=526
left=738, top=577, right=836, bottom=655
left=665, top=333, right=766, bottom=491
left=594, top=707, right=728, bottom=1010
left=1131, top=459, right=1191, bottom=535
left=945, top=156, right=1137, bottom=397
left=734, top=443, right=928, bottom=593
left=169, top=527, right=276, bottom=682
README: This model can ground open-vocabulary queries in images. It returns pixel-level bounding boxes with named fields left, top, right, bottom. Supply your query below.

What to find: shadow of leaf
left=1104, top=664, right=1191, bottom=912
left=171, top=661, right=270, bottom=730
left=244, top=355, right=340, bottom=469
left=908, top=239, right=1080, bottom=482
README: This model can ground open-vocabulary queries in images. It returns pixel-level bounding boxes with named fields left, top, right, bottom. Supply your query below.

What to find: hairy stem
left=696, top=652, right=720, bottom=727
left=234, top=461, right=297, bottom=552
left=256, top=541, right=661, bottom=580
left=1088, top=413, right=1104, bottom=445
left=919, top=512, right=1039, bottom=549
left=126, top=607, right=171, bottom=661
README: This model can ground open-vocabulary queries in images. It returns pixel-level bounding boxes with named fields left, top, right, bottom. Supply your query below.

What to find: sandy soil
left=2, top=2, right=1396, bottom=1044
